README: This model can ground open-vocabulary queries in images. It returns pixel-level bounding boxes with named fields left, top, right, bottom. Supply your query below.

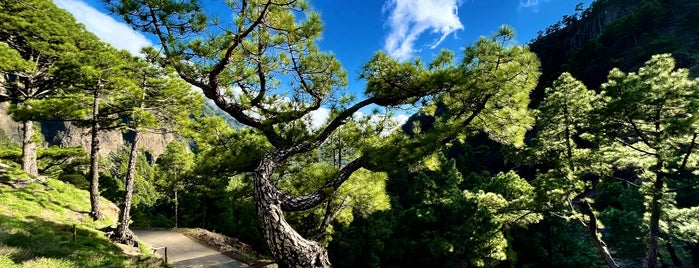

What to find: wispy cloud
left=383, top=0, right=464, bottom=61
left=519, top=0, right=550, bottom=11
left=53, top=0, right=152, bottom=55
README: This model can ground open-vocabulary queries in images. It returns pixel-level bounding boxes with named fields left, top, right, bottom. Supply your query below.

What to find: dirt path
left=134, top=230, right=248, bottom=268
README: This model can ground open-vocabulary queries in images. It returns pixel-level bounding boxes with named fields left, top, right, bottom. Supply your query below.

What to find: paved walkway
left=134, top=230, right=248, bottom=268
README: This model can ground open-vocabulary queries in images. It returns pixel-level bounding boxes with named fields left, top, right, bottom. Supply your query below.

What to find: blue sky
left=52, top=0, right=589, bottom=125
left=54, top=0, right=588, bottom=79
left=309, top=0, right=589, bottom=81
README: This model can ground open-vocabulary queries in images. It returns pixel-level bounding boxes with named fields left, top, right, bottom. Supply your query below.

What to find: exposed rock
left=0, top=102, right=21, bottom=142
left=530, top=0, right=699, bottom=100
left=0, top=105, right=173, bottom=160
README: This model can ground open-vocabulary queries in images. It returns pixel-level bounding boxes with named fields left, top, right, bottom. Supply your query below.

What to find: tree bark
left=115, top=130, right=141, bottom=245
left=88, top=87, right=103, bottom=220
left=579, top=200, right=619, bottom=268
left=644, top=174, right=664, bottom=268
left=21, top=120, right=38, bottom=176
left=174, top=188, right=179, bottom=228
left=665, top=241, right=682, bottom=267
left=255, top=153, right=331, bottom=268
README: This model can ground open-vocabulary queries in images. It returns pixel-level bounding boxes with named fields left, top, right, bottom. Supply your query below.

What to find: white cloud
left=53, top=0, right=152, bottom=55
left=383, top=0, right=464, bottom=61
left=353, top=111, right=411, bottom=137
left=519, top=0, right=550, bottom=11
left=307, top=108, right=331, bottom=130
left=394, top=114, right=410, bottom=126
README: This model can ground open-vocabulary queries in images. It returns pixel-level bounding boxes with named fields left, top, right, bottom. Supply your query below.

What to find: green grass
left=0, top=161, right=167, bottom=267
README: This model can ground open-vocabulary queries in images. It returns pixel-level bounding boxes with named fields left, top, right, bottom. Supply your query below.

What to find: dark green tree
left=155, top=140, right=195, bottom=228
left=59, top=45, right=135, bottom=220
left=530, top=72, right=619, bottom=267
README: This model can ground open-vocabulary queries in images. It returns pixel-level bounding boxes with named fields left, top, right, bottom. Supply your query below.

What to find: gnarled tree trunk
left=21, top=120, right=38, bottom=176
left=254, top=153, right=330, bottom=268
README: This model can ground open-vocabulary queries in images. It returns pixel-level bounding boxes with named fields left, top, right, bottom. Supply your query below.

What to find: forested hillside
left=531, top=0, right=699, bottom=92
left=2, top=0, right=699, bottom=267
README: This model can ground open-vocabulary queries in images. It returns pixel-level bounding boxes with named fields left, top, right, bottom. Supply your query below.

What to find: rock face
left=530, top=0, right=699, bottom=95
left=0, top=104, right=172, bottom=160
left=40, top=120, right=173, bottom=159
left=0, top=102, right=21, bottom=142
left=538, top=0, right=639, bottom=54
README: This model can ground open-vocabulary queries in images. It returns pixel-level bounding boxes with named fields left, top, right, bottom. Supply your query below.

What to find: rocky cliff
left=0, top=104, right=173, bottom=160
left=530, top=0, right=699, bottom=97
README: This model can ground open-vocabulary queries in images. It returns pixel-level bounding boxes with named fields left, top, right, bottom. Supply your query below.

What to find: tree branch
left=679, top=132, right=697, bottom=172
left=614, top=137, right=658, bottom=156
left=280, top=156, right=365, bottom=211
left=208, top=0, right=271, bottom=90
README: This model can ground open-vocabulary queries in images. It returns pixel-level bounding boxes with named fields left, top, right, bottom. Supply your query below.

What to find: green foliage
left=0, top=43, right=32, bottom=71
left=0, top=129, right=21, bottom=164
left=332, top=153, right=540, bottom=267
left=366, top=27, right=540, bottom=172
left=155, top=141, right=194, bottom=190
left=452, top=26, right=539, bottom=147
left=102, top=146, right=159, bottom=208
left=596, top=54, right=699, bottom=265
left=518, top=54, right=699, bottom=266
left=190, top=117, right=270, bottom=176
left=0, top=0, right=99, bottom=115
left=0, top=178, right=165, bottom=267
left=37, top=146, right=88, bottom=178
left=527, top=71, right=598, bottom=214
left=508, top=217, right=604, bottom=267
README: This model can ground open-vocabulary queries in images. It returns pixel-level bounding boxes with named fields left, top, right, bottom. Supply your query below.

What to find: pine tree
left=531, top=72, right=619, bottom=267
left=155, top=140, right=195, bottom=229
left=0, top=0, right=88, bottom=176
left=596, top=54, right=699, bottom=268
left=107, top=0, right=540, bottom=265
left=55, top=44, right=134, bottom=220
left=111, top=51, right=203, bottom=244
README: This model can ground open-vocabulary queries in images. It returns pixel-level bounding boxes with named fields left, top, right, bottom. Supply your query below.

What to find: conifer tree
left=155, top=140, right=195, bottom=228
left=54, top=43, right=134, bottom=220
left=111, top=51, right=203, bottom=244
left=0, top=0, right=88, bottom=176
left=107, top=0, right=540, bottom=265
left=531, top=72, right=619, bottom=267
left=596, top=54, right=699, bottom=268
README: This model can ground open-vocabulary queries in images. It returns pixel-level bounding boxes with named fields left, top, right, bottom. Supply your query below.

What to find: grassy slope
left=0, top=162, right=164, bottom=267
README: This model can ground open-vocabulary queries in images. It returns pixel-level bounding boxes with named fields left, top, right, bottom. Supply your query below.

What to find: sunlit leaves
left=448, top=27, right=539, bottom=147
left=599, top=54, right=699, bottom=154
left=0, top=43, right=33, bottom=71
left=108, top=0, right=347, bottom=143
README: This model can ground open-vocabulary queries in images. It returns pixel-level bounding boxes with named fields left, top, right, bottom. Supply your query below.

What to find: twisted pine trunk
left=254, top=153, right=330, bottom=268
